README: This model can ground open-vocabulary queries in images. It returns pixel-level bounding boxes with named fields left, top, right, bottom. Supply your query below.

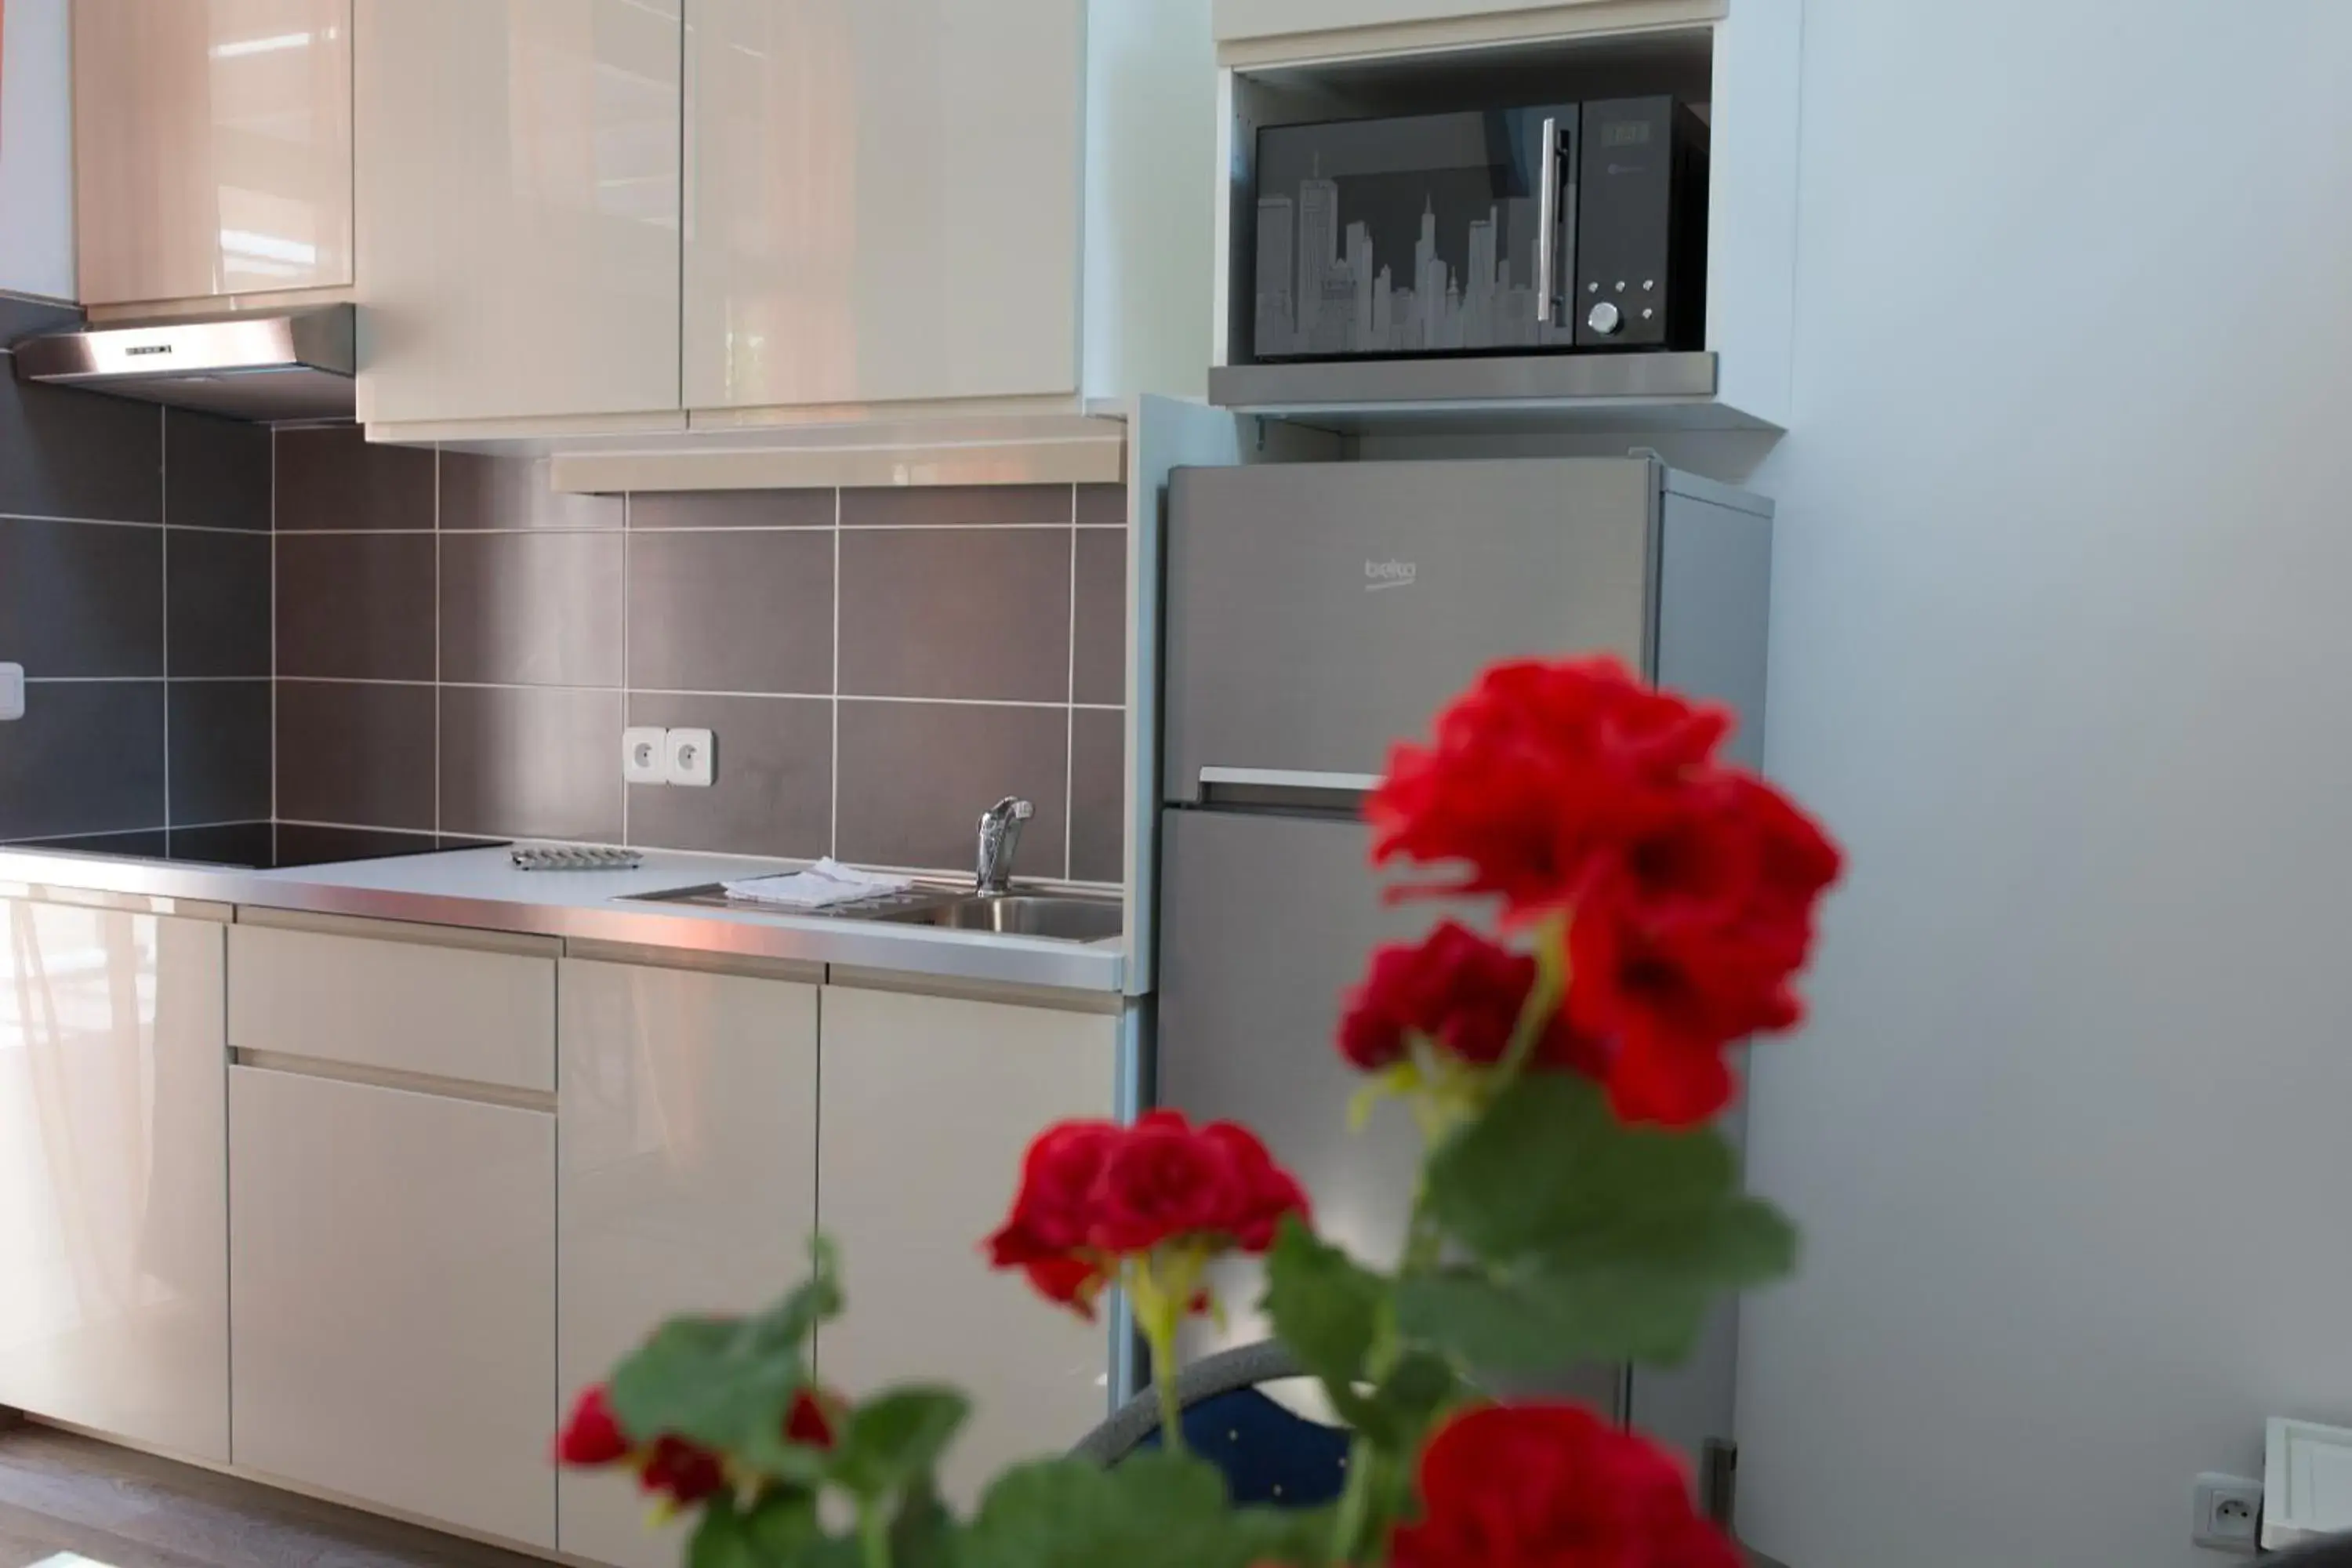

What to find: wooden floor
left=0, top=1425, right=548, bottom=1568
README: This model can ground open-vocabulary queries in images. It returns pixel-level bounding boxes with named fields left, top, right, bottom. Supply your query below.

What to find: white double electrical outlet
left=0, top=663, right=23, bottom=723
left=622, top=726, right=716, bottom=789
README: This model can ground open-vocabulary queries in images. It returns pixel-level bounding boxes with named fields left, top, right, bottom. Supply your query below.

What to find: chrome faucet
left=975, top=797, right=1034, bottom=895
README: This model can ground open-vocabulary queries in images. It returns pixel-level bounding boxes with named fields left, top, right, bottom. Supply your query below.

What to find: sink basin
left=875, top=895, right=1123, bottom=942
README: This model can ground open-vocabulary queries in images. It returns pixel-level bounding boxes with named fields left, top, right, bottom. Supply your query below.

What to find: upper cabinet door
left=684, top=0, right=1084, bottom=411
left=74, top=0, right=354, bottom=305
left=354, top=0, right=682, bottom=425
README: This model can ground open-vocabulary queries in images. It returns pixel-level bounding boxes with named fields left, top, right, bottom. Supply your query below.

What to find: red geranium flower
left=554, top=1384, right=630, bottom=1467
left=1390, top=1403, right=1741, bottom=1568
left=1370, top=657, right=1732, bottom=916
left=985, top=1112, right=1309, bottom=1317
left=1341, top=920, right=1605, bottom=1076
left=637, top=1434, right=726, bottom=1506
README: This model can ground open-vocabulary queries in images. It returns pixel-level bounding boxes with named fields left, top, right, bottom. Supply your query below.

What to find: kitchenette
left=0, top=0, right=1806, bottom=1563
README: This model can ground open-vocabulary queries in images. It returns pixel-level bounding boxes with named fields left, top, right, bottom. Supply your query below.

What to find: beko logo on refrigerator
left=1364, top=560, right=1417, bottom=592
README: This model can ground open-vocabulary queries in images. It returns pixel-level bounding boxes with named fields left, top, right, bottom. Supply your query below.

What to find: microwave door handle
left=1535, top=115, right=1562, bottom=328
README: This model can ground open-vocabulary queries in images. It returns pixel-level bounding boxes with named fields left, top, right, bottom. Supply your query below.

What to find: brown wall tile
left=1068, top=708, right=1126, bottom=885
left=1071, top=528, right=1127, bottom=707
left=0, top=681, right=165, bottom=840
left=839, top=484, right=1072, bottom=528
left=440, top=531, right=624, bottom=687
left=274, top=425, right=434, bottom=532
left=838, top=529, right=1071, bottom=702
left=276, top=532, right=436, bottom=681
left=169, top=680, right=272, bottom=824
left=440, top=684, right=623, bottom=842
left=0, top=517, right=163, bottom=677
left=0, top=376, right=162, bottom=524
left=169, top=528, right=271, bottom=677
left=626, top=529, right=833, bottom=693
left=630, top=490, right=835, bottom=529
left=275, top=681, right=436, bottom=830
left=1075, top=484, right=1127, bottom=527
left=835, top=700, right=1068, bottom=877
left=625, top=693, right=831, bottom=858
left=441, top=452, right=622, bottom=531
left=164, top=409, right=270, bottom=530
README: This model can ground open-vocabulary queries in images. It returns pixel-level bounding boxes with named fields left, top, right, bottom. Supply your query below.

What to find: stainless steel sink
left=622, top=881, right=1122, bottom=943
left=874, top=894, right=1123, bottom=942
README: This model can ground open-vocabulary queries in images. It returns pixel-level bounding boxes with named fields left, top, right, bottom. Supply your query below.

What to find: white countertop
left=0, top=844, right=1132, bottom=996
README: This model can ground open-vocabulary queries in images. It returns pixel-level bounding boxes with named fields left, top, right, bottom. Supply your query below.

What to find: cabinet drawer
left=229, top=924, right=556, bottom=1092
left=229, top=1065, right=556, bottom=1548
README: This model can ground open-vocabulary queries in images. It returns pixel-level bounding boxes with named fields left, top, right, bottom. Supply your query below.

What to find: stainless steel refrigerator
left=1156, top=456, right=1773, bottom=1499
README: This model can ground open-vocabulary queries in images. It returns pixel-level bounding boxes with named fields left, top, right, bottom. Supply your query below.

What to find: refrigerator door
left=1163, top=459, right=1657, bottom=803
left=1158, top=805, right=1621, bottom=1413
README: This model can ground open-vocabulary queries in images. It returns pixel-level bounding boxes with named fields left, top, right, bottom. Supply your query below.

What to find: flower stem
left=1130, top=1250, right=1196, bottom=1460
left=856, top=1498, right=890, bottom=1568
left=1496, top=912, right=1571, bottom=1083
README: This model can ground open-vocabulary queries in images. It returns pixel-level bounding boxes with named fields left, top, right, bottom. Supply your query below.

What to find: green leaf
left=609, top=1236, right=844, bottom=1457
left=1396, top=1196, right=1796, bottom=1369
left=1410, top=1074, right=1798, bottom=1369
left=1229, top=1502, right=1338, bottom=1566
left=1359, top=1348, right=1460, bottom=1445
left=962, top=1451, right=1253, bottom=1568
left=884, top=1477, right=961, bottom=1568
left=1259, top=1218, right=1389, bottom=1395
left=828, top=1385, right=972, bottom=1498
left=688, top=1491, right=826, bottom=1568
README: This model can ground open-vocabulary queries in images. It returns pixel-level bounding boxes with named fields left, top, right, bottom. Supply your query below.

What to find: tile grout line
left=256, top=674, right=1123, bottom=709
left=159, top=408, right=171, bottom=842
left=433, top=445, right=442, bottom=844
left=842, top=491, right=851, bottom=860
left=1065, top=483, right=1078, bottom=880
left=270, top=425, right=278, bottom=868
left=622, top=489, right=633, bottom=849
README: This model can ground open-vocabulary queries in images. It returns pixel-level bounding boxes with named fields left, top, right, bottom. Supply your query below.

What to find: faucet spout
left=975, top=797, right=1035, bottom=895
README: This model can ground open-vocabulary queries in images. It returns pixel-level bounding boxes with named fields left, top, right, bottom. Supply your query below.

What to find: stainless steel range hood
left=10, top=305, right=354, bottom=422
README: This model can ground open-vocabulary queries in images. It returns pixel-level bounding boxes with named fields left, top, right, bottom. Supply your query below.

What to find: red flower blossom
left=554, top=1384, right=630, bottom=1467
left=1369, top=657, right=1732, bottom=916
left=637, top=1435, right=726, bottom=1506
left=1390, top=1404, right=1741, bottom=1568
left=1340, top=920, right=1604, bottom=1076
left=784, top=1388, right=837, bottom=1450
left=985, top=1112, right=1310, bottom=1316
left=1358, top=659, right=1842, bottom=1126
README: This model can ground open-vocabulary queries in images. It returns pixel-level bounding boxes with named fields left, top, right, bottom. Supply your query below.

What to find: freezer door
left=1163, top=459, right=1657, bottom=802
left=1156, top=807, right=1621, bottom=1413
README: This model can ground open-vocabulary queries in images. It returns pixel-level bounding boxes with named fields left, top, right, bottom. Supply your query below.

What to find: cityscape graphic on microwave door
left=1253, top=158, right=1579, bottom=359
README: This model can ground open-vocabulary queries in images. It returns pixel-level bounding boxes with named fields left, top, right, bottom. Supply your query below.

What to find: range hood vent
left=10, top=305, right=354, bottom=422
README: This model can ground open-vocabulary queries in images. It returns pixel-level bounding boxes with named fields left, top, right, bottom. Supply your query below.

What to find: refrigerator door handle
left=1198, top=766, right=1381, bottom=803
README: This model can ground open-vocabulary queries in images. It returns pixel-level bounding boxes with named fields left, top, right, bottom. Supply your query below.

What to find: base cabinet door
left=556, top=959, right=819, bottom=1568
left=815, top=985, right=1117, bottom=1507
left=228, top=1065, right=556, bottom=1548
left=0, top=902, right=229, bottom=1461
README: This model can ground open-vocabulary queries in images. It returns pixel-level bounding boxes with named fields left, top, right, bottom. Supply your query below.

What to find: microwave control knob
left=1586, top=300, right=1625, bottom=336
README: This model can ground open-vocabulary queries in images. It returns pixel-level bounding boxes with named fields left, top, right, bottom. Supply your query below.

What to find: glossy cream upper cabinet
left=556, top=958, right=819, bottom=1568
left=0, top=900, right=230, bottom=1462
left=816, top=985, right=1118, bottom=1505
left=683, top=0, right=1085, bottom=411
left=354, top=0, right=682, bottom=426
left=73, top=0, right=354, bottom=306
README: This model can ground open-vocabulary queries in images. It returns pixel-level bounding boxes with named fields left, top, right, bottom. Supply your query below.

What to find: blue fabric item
left=1134, top=1386, right=1350, bottom=1508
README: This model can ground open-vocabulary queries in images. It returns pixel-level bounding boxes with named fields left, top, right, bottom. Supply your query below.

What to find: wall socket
left=665, top=728, right=715, bottom=789
left=0, top=663, right=23, bottom=723
left=2191, top=1472, right=2262, bottom=1553
left=622, top=727, right=666, bottom=785
left=624, top=726, right=717, bottom=788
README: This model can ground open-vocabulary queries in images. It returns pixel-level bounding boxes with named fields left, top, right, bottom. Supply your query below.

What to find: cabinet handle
left=1535, top=116, right=1563, bottom=328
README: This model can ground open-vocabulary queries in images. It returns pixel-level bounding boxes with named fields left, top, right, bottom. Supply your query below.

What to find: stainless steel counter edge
left=0, top=849, right=1131, bottom=995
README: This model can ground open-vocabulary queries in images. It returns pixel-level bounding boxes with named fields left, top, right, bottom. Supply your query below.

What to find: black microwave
left=1250, top=96, right=1708, bottom=361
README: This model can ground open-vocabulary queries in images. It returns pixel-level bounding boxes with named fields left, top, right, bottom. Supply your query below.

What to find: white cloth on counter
left=720, top=858, right=916, bottom=909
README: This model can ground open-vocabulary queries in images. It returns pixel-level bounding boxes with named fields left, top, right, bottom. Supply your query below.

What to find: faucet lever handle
left=985, top=796, right=1034, bottom=823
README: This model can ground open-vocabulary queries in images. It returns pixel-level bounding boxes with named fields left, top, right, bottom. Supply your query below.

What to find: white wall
left=0, top=0, right=75, bottom=299
left=1738, top=4, right=2352, bottom=1566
